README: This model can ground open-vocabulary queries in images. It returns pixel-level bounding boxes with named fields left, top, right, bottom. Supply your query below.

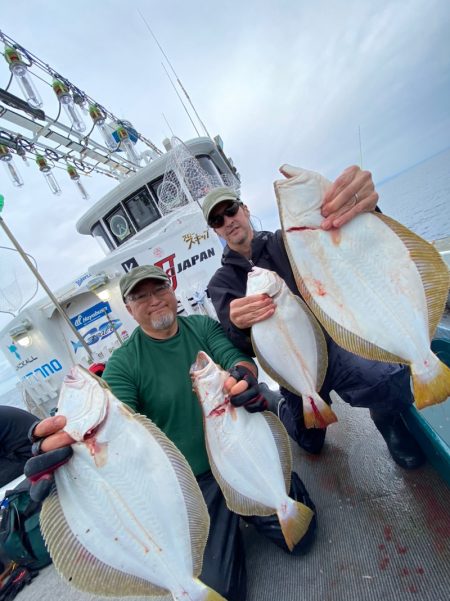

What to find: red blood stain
left=401, top=568, right=410, bottom=576
left=314, top=280, right=327, bottom=296
left=379, top=557, right=390, bottom=570
left=309, top=397, right=328, bottom=428
left=408, top=585, right=418, bottom=593
left=384, top=526, right=393, bottom=541
left=378, top=544, right=386, bottom=551
left=397, top=545, right=407, bottom=555
left=416, top=567, right=424, bottom=575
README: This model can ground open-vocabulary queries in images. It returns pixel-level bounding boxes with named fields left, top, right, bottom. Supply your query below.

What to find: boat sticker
left=21, top=358, right=63, bottom=381
left=8, top=343, right=21, bottom=360
left=70, top=301, right=111, bottom=330
left=121, top=258, right=139, bottom=272
left=183, top=230, right=209, bottom=250
left=71, top=318, right=123, bottom=353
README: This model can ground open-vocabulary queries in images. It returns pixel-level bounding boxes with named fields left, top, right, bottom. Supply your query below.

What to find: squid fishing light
left=114, top=123, right=141, bottom=165
left=67, top=164, right=89, bottom=200
left=0, top=144, right=24, bottom=187
left=89, top=105, right=118, bottom=151
left=52, top=79, right=86, bottom=133
left=36, top=154, right=61, bottom=195
left=4, top=46, right=43, bottom=108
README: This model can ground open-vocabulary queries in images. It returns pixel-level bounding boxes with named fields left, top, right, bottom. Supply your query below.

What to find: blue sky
left=0, top=0, right=449, bottom=386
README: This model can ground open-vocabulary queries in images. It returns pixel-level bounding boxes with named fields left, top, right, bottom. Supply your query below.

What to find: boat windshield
left=91, top=222, right=114, bottom=253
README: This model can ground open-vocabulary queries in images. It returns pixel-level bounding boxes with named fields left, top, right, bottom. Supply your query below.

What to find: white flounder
left=40, top=365, right=225, bottom=601
left=274, top=164, right=450, bottom=409
left=246, top=266, right=337, bottom=428
left=190, top=351, right=314, bottom=551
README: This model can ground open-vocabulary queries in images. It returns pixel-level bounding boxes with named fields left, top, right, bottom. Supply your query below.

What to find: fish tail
left=278, top=498, right=315, bottom=552
left=186, top=579, right=227, bottom=600
left=412, top=352, right=450, bottom=409
left=302, top=393, right=338, bottom=429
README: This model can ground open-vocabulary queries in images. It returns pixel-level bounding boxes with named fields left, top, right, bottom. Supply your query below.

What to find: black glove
left=24, top=421, right=73, bottom=503
left=228, top=365, right=268, bottom=413
left=0, top=566, right=38, bottom=601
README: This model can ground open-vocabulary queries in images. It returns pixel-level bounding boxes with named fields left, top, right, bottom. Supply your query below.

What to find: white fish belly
left=286, top=213, right=430, bottom=363
left=252, top=290, right=319, bottom=394
left=55, top=401, right=194, bottom=591
left=206, top=410, right=286, bottom=508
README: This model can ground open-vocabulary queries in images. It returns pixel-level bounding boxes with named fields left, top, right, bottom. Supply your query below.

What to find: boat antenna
left=137, top=10, right=212, bottom=138
left=162, top=112, right=175, bottom=136
left=358, top=125, right=364, bottom=169
left=161, top=62, right=201, bottom=137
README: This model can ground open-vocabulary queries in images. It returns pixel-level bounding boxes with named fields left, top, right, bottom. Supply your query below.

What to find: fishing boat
left=0, top=31, right=449, bottom=601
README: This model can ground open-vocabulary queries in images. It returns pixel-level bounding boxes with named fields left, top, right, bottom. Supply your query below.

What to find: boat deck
left=13, top=396, right=450, bottom=601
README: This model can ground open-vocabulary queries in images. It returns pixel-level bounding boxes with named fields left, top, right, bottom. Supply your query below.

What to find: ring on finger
left=352, top=192, right=360, bottom=207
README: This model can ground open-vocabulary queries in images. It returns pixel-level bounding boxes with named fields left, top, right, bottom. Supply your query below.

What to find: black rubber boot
left=370, top=410, right=426, bottom=469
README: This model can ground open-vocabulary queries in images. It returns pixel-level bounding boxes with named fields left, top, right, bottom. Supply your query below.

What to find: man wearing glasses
left=25, top=265, right=317, bottom=601
left=204, top=168, right=425, bottom=470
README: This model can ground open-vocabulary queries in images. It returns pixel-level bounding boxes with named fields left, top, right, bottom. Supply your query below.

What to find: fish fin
left=302, top=393, right=338, bottom=429
left=411, top=352, right=450, bottom=409
left=284, top=236, right=406, bottom=364
left=184, top=579, right=227, bottom=601
left=132, top=413, right=210, bottom=578
left=278, top=498, right=315, bottom=552
left=40, top=488, right=167, bottom=597
left=207, top=443, right=275, bottom=517
left=376, top=213, right=450, bottom=339
left=262, top=411, right=293, bottom=491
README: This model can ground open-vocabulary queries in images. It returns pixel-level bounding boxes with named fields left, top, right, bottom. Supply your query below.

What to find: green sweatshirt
left=103, top=315, right=254, bottom=475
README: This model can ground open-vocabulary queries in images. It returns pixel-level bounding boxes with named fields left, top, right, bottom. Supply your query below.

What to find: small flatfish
left=246, top=266, right=337, bottom=428
left=40, top=365, right=225, bottom=601
left=190, top=351, right=314, bottom=551
left=274, top=164, right=450, bottom=409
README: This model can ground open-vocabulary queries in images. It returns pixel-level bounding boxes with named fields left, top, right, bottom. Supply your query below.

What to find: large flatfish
left=40, top=365, right=225, bottom=601
left=246, top=266, right=337, bottom=428
left=274, top=164, right=450, bottom=409
left=190, top=351, right=314, bottom=551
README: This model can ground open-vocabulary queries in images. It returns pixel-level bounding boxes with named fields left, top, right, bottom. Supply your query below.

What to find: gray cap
left=120, top=265, right=169, bottom=300
left=202, top=186, right=238, bottom=222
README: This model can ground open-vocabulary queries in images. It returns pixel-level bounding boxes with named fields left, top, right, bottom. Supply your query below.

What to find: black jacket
left=208, top=230, right=301, bottom=356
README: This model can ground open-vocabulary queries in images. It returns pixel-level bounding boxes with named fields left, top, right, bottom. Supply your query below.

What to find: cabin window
left=105, top=207, right=136, bottom=246
left=91, top=222, right=115, bottom=252
left=124, top=186, right=161, bottom=231
left=197, top=155, right=224, bottom=186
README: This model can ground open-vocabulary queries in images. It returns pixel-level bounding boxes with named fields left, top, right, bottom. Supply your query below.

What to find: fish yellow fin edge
left=40, top=489, right=167, bottom=597
left=206, top=437, right=275, bottom=517
left=263, top=412, right=293, bottom=491
left=132, top=413, right=210, bottom=578
left=278, top=500, right=315, bottom=552
left=303, top=394, right=338, bottom=429
left=412, top=358, right=450, bottom=409
left=282, top=235, right=406, bottom=364
left=376, top=213, right=450, bottom=339
left=191, top=579, right=227, bottom=601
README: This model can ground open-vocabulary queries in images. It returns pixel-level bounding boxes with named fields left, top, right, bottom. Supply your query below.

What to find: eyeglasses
left=126, top=282, right=171, bottom=304
left=208, top=201, right=241, bottom=228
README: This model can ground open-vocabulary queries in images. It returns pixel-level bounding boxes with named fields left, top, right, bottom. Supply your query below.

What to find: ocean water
left=1, top=148, right=449, bottom=411
left=377, top=147, right=450, bottom=242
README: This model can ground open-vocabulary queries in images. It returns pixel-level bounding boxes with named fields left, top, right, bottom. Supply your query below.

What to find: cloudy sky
left=0, top=0, right=449, bottom=379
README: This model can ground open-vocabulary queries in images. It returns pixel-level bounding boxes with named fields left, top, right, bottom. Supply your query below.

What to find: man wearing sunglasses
left=204, top=166, right=425, bottom=471
left=23, top=265, right=317, bottom=601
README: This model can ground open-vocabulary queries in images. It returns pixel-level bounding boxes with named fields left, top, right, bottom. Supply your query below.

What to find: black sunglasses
left=208, top=201, right=241, bottom=228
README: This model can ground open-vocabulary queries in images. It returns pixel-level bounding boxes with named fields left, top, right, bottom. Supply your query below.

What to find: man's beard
left=150, top=310, right=176, bottom=330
